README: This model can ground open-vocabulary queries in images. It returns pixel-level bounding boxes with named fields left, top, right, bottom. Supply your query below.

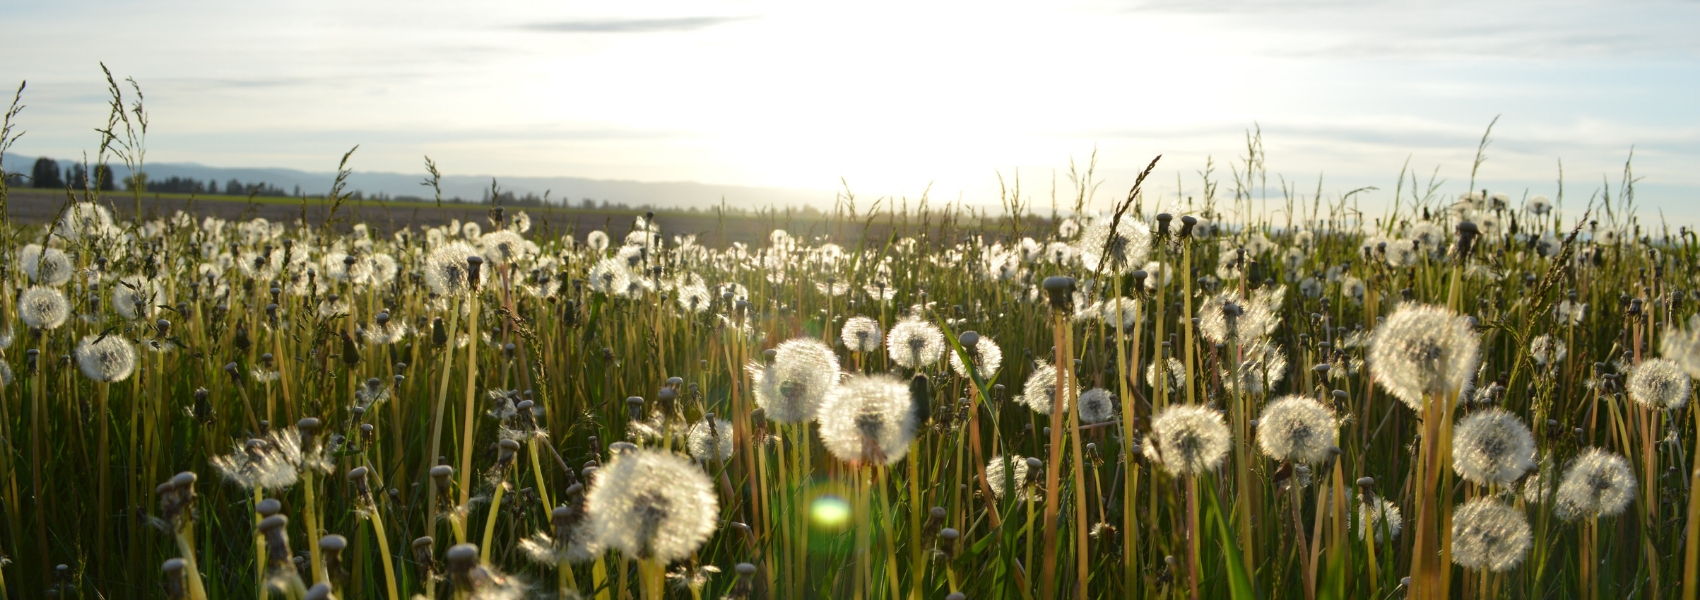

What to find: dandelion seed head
left=19, top=286, right=71, bottom=330
left=841, top=316, right=884, bottom=353
left=1145, top=404, right=1231, bottom=475
left=886, top=318, right=945, bottom=369
left=1660, top=315, right=1700, bottom=379
left=1554, top=448, right=1636, bottom=521
left=1450, top=408, right=1536, bottom=486
left=1077, top=388, right=1116, bottom=424
left=424, top=242, right=486, bottom=296
left=1018, top=362, right=1065, bottom=415
left=19, top=244, right=73, bottom=286
left=985, top=455, right=1037, bottom=501
left=948, top=334, right=1003, bottom=379
left=817, top=374, right=916, bottom=465
left=1357, top=496, right=1403, bottom=543
left=1449, top=498, right=1532, bottom=572
left=686, top=418, right=735, bottom=462
left=587, top=258, right=633, bottom=296
left=1078, top=217, right=1152, bottom=275
left=749, top=338, right=840, bottom=423
left=1255, top=395, right=1337, bottom=464
left=1368, top=304, right=1480, bottom=412
left=1627, top=357, right=1690, bottom=410
left=583, top=449, right=717, bottom=563
left=1530, top=335, right=1567, bottom=367
left=76, top=334, right=137, bottom=382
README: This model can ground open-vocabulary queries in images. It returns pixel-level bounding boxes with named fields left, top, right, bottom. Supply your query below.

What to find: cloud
left=515, top=16, right=748, bottom=34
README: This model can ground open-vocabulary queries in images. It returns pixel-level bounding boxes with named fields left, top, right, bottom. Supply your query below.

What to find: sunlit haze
left=6, top=0, right=1699, bottom=221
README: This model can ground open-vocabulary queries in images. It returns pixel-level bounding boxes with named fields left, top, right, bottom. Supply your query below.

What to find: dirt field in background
left=2, top=188, right=1006, bottom=247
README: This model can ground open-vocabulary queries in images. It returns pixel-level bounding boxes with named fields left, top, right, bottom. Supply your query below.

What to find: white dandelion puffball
left=816, top=374, right=917, bottom=466
left=1660, top=315, right=1700, bottom=379
left=583, top=449, right=718, bottom=563
left=1450, top=408, right=1536, bottom=486
left=1077, top=388, right=1117, bottom=424
left=1018, top=362, right=1066, bottom=415
left=1554, top=448, right=1636, bottom=521
left=585, top=230, right=611, bottom=253
left=1368, top=304, right=1480, bottom=412
left=1450, top=498, right=1532, bottom=573
left=19, top=286, right=71, bottom=330
left=948, top=334, right=1004, bottom=379
left=1357, top=496, right=1403, bottom=543
left=1146, top=357, right=1187, bottom=394
left=1627, top=358, right=1690, bottom=410
left=1255, top=395, right=1337, bottom=464
left=20, top=244, right=74, bottom=286
left=1198, top=291, right=1277, bottom=344
left=675, top=284, right=712, bottom=313
left=1529, top=335, right=1567, bottom=367
left=841, top=316, right=883, bottom=353
left=423, top=241, right=486, bottom=296
left=986, top=455, right=1036, bottom=501
left=112, top=274, right=163, bottom=320
left=1078, top=217, right=1152, bottom=275
left=587, top=258, right=633, bottom=296
left=1099, top=297, right=1140, bottom=330
left=886, top=318, right=945, bottom=369
left=686, top=418, right=735, bottom=462
left=1145, top=404, right=1231, bottom=475
left=76, top=335, right=137, bottom=383
left=748, top=338, right=840, bottom=423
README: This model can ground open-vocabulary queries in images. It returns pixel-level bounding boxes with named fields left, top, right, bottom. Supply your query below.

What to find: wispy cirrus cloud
left=514, top=16, right=750, bottom=34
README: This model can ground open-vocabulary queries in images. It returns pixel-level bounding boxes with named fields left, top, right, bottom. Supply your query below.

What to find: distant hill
left=1, top=154, right=836, bottom=211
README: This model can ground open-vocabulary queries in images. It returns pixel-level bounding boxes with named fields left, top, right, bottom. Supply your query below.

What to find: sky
left=4, top=0, right=1699, bottom=223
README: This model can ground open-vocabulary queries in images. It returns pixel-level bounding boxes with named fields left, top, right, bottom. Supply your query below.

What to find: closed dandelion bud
left=304, top=582, right=335, bottom=600
left=412, top=536, right=436, bottom=573
left=938, top=527, right=961, bottom=558
left=1554, top=448, right=1636, bottom=521
left=1255, top=395, right=1337, bottom=464
left=730, top=562, right=758, bottom=598
left=841, top=316, right=883, bottom=352
left=234, top=322, right=251, bottom=351
left=748, top=338, right=839, bottom=423
left=75, top=334, right=136, bottom=382
left=445, top=543, right=480, bottom=590
left=347, top=466, right=371, bottom=498
left=887, top=318, right=945, bottom=369
left=224, top=361, right=242, bottom=384
left=258, top=514, right=292, bottom=569
left=582, top=449, right=718, bottom=563
left=1041, top=276, right=1076, bottom=311
left=1145, top=404, right=1231, bottom=475
left=910, top=374, right=931, bottom=424
left=1368, top=304, right=1480, bottom=412
left=1454, top=221, right=1480, bottom=261
left=1449, top=498, right=1531, bottom=572
left=1178, top=215, right=1198, bottom=237
left=1627, top=358, right=1690, bottom=409
left=1451, top=408, right=1536, bottom=486
left=494, top=439, right=521, bottom=471
left=162, top=558, right=189, bottom=600
left=947, top=594, right=967, bottom=600
left=319, top=534, right=348, bottom=578
left=625, top=396, right=646, bottom=421
left=923, top=506, right=947, bottom=540
left=818, top=374, right=917, bottom=465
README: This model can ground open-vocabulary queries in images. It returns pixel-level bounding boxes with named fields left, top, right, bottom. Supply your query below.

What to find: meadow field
left=0, top=80, right=1694, bottom=600
left=0, top=156, right=1692, bottom=600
